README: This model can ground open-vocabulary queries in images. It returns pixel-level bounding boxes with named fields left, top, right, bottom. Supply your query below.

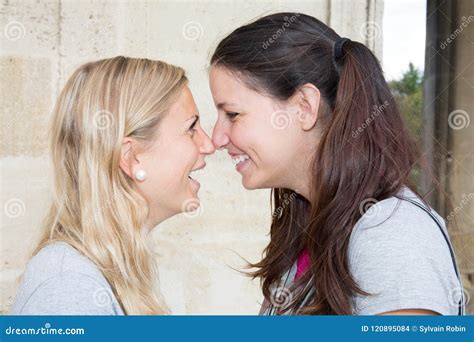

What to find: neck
left=144, top=209, right=174, bottom=233
left=286, top=154, right=314, bottom=204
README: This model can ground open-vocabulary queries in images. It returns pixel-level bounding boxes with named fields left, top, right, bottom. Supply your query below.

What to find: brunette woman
left=209, top=13, right=465, bottom=315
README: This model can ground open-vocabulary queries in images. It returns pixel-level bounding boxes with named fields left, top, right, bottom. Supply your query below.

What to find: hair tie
left=333, top=38, right=351, bottom=61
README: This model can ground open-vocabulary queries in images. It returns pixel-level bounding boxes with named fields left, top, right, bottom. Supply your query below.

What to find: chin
left=242, top=176, right=266, bottom=190
left=244, top=175, right=284, bottom=191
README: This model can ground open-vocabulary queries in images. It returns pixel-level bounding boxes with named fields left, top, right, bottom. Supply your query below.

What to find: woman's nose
left=200, top=130, right=216, bottom=155
left=212, top=120, right=230, bottom=149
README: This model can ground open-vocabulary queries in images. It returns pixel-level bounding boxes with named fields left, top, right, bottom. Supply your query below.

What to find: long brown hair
left=211, top=13, right=422, bottom=314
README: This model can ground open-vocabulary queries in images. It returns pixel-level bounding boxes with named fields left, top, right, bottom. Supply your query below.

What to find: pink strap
left=295, top=248, right=310, bottom=280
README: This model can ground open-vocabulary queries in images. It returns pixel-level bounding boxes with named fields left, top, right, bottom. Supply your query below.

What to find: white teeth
left=232, top=154, right=250, bottom=165
left=189, top=168, right=204, bottom=180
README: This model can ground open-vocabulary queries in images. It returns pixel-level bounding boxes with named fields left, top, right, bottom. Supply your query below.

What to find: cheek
left=168, top=138, right=199, bottom=177
left=232, top=118, right=284, bottom=159
left=143, top=143, right=194, bottom=199
left=141, top=144, right=176, bottom=184
left=143, top=148, right=173, bottom=193
left=229, top=124, right=247, bottom=148
left=230, top=117, right=269, bottom=150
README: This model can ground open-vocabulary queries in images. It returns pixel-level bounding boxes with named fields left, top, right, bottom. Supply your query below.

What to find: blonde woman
left=11, top=56, right=215, bottom=315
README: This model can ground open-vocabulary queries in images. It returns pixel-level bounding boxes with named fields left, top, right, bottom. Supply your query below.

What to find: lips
left=188, top=164, right=206, bottom=180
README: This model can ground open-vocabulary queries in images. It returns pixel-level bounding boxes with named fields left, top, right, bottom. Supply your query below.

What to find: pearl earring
left=134, top=169, right=147, bottom=182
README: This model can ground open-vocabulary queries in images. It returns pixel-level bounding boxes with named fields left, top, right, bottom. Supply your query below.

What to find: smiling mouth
left=231, top=154, right=250, bottom=166
left=188, top=164, right=205, bottom=180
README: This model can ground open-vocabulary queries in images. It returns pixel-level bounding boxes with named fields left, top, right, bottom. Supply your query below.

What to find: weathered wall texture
left=1, top=0, right=383, bottom=314
left=422, top=0, right=474, bottom=314
left=439, top=0, right=474, bottom=315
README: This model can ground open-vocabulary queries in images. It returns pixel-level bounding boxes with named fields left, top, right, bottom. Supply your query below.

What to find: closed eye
left=187, top=116, right=199, bottom=136
left=225, top=112, right=239, bottom=121
left=189, top=116, right=198, bottom=130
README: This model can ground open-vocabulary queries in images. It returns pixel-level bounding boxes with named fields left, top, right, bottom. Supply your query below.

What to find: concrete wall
left=0, top=0, right=383, bottom=314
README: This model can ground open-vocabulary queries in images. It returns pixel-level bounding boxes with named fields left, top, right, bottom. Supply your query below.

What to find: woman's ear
left=119, top=138, right=138, bottom=179
left=296, top=83, right=321, bottom=131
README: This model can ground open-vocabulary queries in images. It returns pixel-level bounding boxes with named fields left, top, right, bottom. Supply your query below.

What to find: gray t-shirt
left=10, top=241, right=124, bottom=315
left=349, top=186, right=463, bottom=315
left=262, top=186, right=464, bottom=315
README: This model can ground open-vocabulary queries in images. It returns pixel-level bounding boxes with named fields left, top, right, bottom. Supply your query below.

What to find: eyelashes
left=188, top=116, right=199, bottom=136
left=225, top=112, right=239, bottom=121
left=188, top=126, right=197, bottom=137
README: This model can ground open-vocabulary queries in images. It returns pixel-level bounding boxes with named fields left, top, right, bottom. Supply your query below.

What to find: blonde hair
left=34, top=56, right=187, bottom=314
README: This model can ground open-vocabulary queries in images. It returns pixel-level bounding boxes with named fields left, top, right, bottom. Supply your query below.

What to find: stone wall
left=0, top=0, right=383, bottom=314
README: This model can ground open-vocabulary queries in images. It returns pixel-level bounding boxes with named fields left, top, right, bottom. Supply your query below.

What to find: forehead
left=209, top=66, right=277, bottom=110
left=167, top=85, right=198, bottom=119
left=209, top=66, right=253, bottom=102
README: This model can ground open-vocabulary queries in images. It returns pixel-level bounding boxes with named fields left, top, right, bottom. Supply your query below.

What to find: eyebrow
left=216, top=102, right=236, bottom=110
